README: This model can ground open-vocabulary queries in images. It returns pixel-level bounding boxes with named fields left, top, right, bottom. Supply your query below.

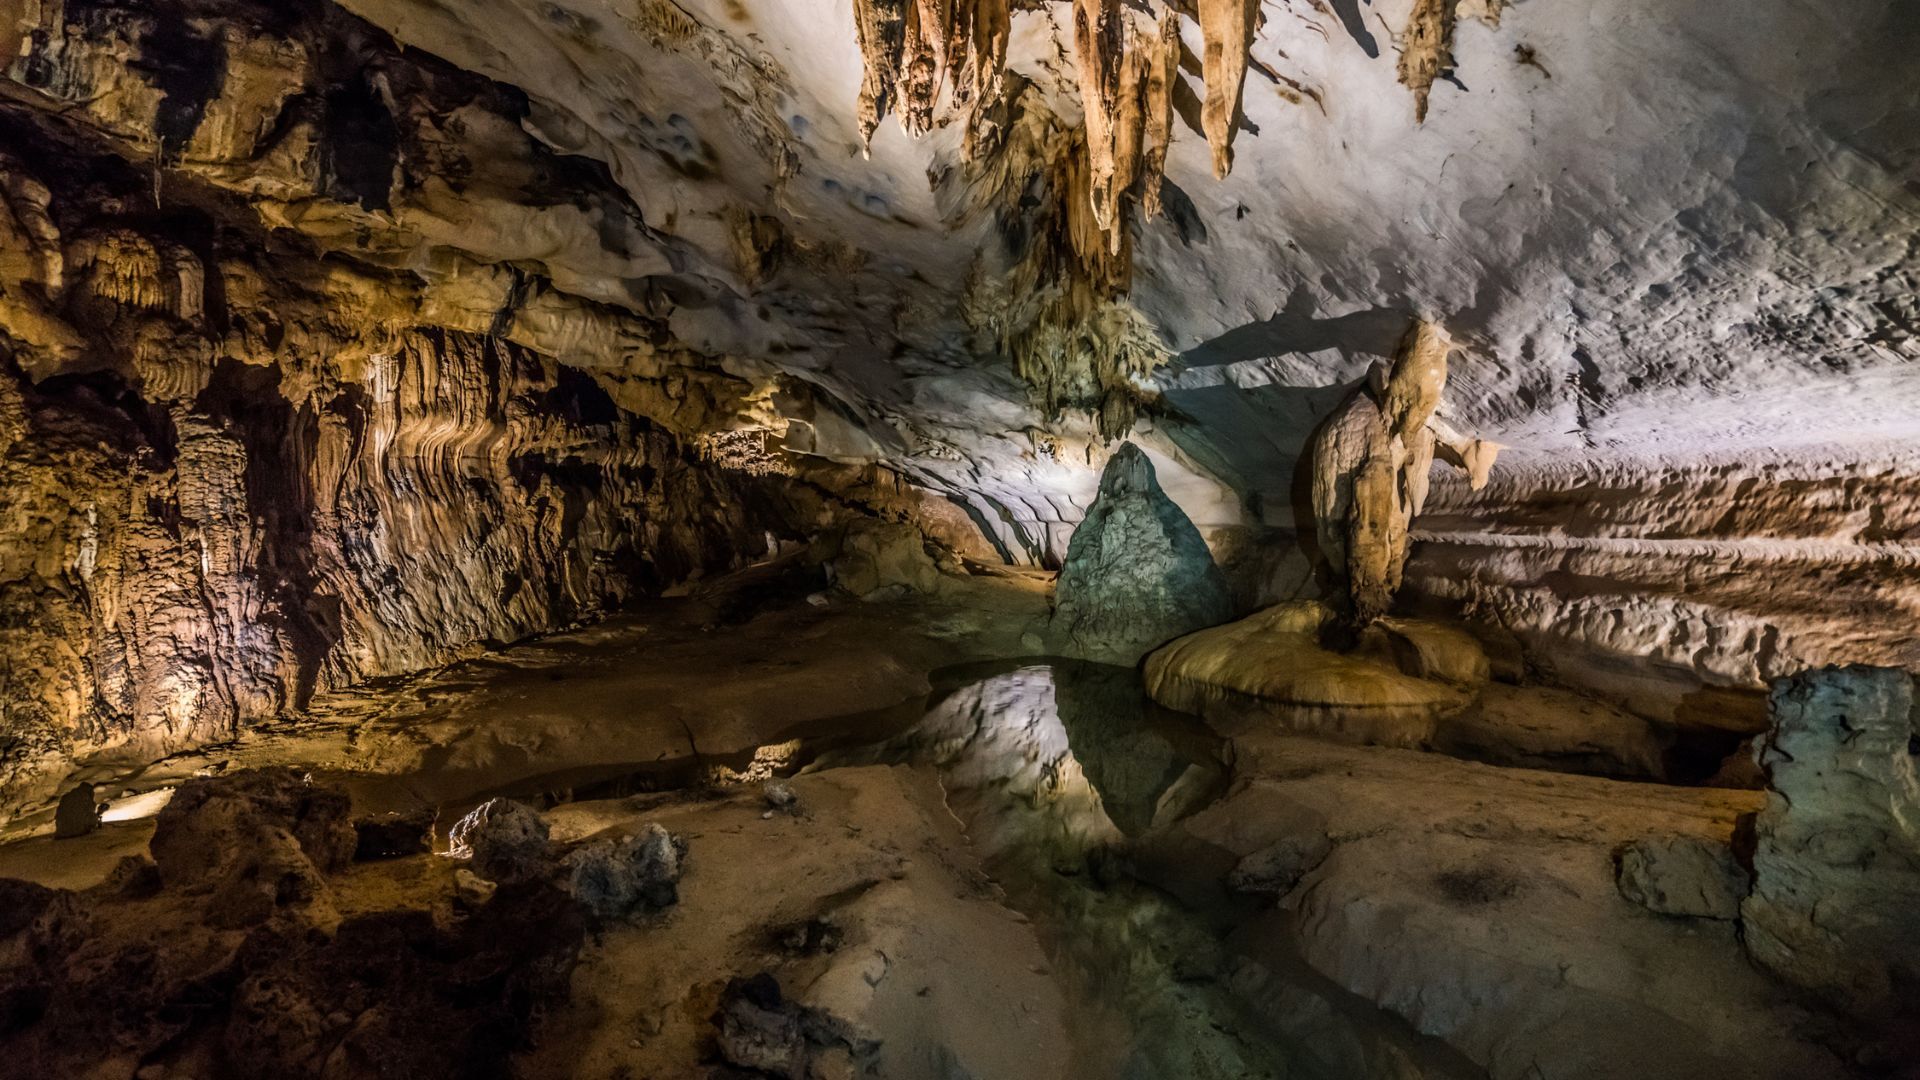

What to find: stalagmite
left=1308, top=318, right=1495, bottom=630
left=1197, top=0, right=1257, bottom=179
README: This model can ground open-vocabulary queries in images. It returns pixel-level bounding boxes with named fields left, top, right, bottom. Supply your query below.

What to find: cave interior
left=0, top=0, right=1916, bottom=1078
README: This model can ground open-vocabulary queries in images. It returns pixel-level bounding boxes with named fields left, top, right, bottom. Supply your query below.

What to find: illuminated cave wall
left=0, top=0, right=818, bottom=809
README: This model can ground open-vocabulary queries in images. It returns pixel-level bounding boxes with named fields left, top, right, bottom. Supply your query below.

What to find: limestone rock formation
left=449, top=798, right=554, bottom=885
left=1398, top=0, right=1459, bottom=122
left=1742, top=666, right=1920, bottom=1016
left=149, top=768, right=357, bottom=925
left=1197, top=0, right=1259, bottom=178
left=1050, top=443, right=1231, bottom=664
left=1615, top=834, right=1746, bottom=920
left=562, top=822, right=687, bottom=919
left=1071, top=2, right=1179, bottom=252
left=1142, top=599, right=1477, bottom=744
left=853, top=0, right=1011, bottom=146
left=1308, top=319, right=1499, bottom=629
left=826, top=518, right=945, bottom=599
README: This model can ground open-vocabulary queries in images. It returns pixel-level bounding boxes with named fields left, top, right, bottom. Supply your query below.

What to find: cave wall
left=0, top=0, right=822, bottom=809
left=1407, top=453, right=1920, bottom=733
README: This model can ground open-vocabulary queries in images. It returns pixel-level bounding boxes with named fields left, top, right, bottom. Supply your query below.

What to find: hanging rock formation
left=1307, top=318, right=1500, bottom=630
left=853, top=0, right=1012, bottom=146
left=1398, top=0, right=1459, bottom=122
left=1742, top=665, right=1920, bottom=1018
left=1049, top=443, right=1231, bottom=664
left=1071, top=2, right=1180, bottom=251
left=1197, top=0, right=1259, bottom=178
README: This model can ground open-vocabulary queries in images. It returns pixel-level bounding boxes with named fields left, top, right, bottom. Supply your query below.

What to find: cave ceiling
left=12, top=0, right=1920, bottom=560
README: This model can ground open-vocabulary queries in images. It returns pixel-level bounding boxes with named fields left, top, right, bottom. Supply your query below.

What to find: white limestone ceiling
left=332, top=0, right=1920, bottom=530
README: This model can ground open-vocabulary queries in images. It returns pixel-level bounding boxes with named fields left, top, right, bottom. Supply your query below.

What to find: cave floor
left=0, top=572, right=1858, bottom=1079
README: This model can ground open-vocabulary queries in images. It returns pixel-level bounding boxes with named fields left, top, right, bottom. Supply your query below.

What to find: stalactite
left=1197, top=0, right=1257, bottom=179
left=853, top=0, right=908, bottom=148
left=1073, top=3, right=1180, bottom=253
left=852, top=0, right=1010, bottom=150
left=1398, top=0, right=1458, bottom=123
left=1138, top=11, right=1179, bottom=222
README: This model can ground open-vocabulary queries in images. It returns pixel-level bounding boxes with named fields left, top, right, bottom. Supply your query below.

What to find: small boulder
left=447, top=799, right=551, bottom=884
left=53, top=782, right=101, bottom=839
left=452, top=868, right=497, bottom=908
left=1226, top=833, right=1333, bottom=898
left=763, top=781, right=798, bottom=813
left=562, top=824, right=684, bottom=919
left=1615, top=834, right=1745, bottom=919
left=715, top=973, right=809, bottom=1076
left=827, top=519, right=941, bottom=600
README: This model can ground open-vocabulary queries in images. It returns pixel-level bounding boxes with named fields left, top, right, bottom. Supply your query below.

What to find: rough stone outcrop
left=1742, top=665, right=1920, bottom=1016
left=0, top=0, right=836, bottom=811
left=0, top=770, right=589, bottom=1079
left=449, top=798, right=554, bottom=885
left=149, top=768, right=356, bottom=925
left=1615, top=834, right=1745, bottom=920
left=1307, top=319, right=1499, bottom=629
left=1050, top=443, right=1231, bottom=663
left=562, top=823, right=686, bottom=919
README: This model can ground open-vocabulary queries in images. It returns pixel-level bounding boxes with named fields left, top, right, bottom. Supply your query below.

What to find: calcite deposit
left=1308, top=318, right=1498, bottom=630
left=0, top=0, right=1915, bottom=1077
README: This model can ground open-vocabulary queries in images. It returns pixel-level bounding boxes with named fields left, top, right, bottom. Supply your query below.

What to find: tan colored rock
left=1071, top=3, right=1179, bottom=253
left=1616, top=834, right=1745, bottom=920
left=1398, top=0, right=1458, bottom=122
left=1308, top=318, right=1496, bottom=628
left=1143, top=600, right=1474, bottom=745
left=1197, top=0, right=1257, bottom=179
left=852, top=0, right=1009, bottom=148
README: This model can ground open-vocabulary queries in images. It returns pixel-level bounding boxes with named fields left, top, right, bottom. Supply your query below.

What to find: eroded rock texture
left=0, top=0, right=821, bottom=810
left=0, top=770, right=591, bottom=1079
left=1742, top=666, right=1920, bottom=1017
left=1050, top=443, right=1230, bottom=663
left=1307, top=319, right=1497, bottom=629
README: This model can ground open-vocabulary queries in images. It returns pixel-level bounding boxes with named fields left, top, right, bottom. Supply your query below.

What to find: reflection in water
left=812, top=661, right=1294, bottom=1080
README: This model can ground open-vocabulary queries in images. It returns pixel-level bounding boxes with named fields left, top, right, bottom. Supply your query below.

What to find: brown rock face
left=0, top=0, right=815, bottom=809
left=1307, top=319, right=1497, bottom=629
left=1742, top=665, right=1920, bottom=1017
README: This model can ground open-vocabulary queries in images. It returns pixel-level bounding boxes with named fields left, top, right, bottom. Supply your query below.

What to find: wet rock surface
left=1050, top=443, right=1231, bottom=664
